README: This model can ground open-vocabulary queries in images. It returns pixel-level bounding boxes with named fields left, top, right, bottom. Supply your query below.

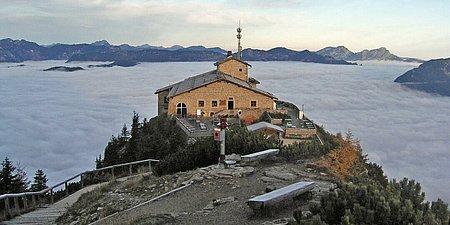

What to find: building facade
left=155, top=56, right=277, bottom=118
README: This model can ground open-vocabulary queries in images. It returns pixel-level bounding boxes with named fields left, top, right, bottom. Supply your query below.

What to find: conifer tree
left=0, top=157, right=28, bottom=194
left=125, top=111, right=140, bottom=162
left=30, top=169, right=48, bottom=192
left=119, top=123, right=129, bottom=141
left=0, top=157, right=16, bottom=194
left=95, top=154, right=104, bottom=169
left=103, top=135, right=125, bottom=166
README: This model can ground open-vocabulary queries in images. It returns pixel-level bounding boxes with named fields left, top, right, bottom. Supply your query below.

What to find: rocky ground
left=57, top=158, right=336, bottom=225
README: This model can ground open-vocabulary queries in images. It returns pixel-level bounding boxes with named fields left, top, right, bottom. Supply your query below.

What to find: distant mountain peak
left=91, top=40, right=111, bottom=47
left=317, top=46, right=422, bottom=62
left=394, top=58, right=450, bottom=96
left=167, top=45, right=184, bottom=51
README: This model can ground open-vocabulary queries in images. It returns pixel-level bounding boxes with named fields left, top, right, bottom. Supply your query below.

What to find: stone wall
left=168, top=81, right=275, bottom=118
left=217, top=59, right=248, bottom=81
left=285, top=128, right=316, bottom=139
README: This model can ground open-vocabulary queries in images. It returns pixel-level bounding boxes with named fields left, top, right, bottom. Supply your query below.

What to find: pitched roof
left=155, top=70, right=275, bottom=99
left=214, top=56, right=252, bottom=67
left=247, top=122, right=284, bottom=133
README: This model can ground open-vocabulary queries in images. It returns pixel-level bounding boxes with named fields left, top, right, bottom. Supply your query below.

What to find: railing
left=174, top=117, right=213, bottom=137
left=0, top=158, right=159, bottom=221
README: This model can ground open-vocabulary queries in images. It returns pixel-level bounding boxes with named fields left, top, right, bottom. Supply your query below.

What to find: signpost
left=215, top=116, right=228, bottom=165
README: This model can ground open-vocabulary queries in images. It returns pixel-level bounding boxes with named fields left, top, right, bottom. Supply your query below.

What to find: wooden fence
left=0, top=158, right=159, bottom=221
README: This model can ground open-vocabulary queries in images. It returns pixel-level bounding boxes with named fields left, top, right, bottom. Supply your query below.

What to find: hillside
left=51, top=115, right=449, bottom=225
left=0, top=38, right=227, bottom=63
left=56, top=161, right=336, bottom=225
left=394, top=58, right=450, bottom=96
left=241, top=47, right=355, bottom=65
left=316, top=46, right=423, bottom=62
left=1, top=38, right=353, bottom=65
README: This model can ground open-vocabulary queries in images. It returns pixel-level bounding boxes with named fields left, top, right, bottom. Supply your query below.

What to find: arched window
left=176, top=102, right=187, bottom=117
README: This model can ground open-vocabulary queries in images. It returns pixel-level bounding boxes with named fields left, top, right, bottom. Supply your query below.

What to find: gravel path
left=90, top=161, right=335, bottom=225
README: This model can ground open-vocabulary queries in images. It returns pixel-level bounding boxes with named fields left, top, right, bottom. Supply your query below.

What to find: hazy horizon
left=1, top=0, right=449, bottom=60
left=0, top=37, right=433, bottom=61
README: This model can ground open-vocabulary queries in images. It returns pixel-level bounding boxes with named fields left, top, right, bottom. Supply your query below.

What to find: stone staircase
left=175, top=117, right=213, bottom=138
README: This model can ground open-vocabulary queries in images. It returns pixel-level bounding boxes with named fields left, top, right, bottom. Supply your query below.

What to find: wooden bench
left=241, top=149, right=279, bottom=162
left=247, top=181, right=315, bottom=212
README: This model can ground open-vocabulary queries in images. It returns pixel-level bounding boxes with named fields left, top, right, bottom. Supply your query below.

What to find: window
left=228, top=97, right=234, bottom=110
left=251, top=100, right=257, bottom=108
left=176, top=102, right=187, bottom=117
left=198, top=100, right=205, bottom=107
left=239, top=68, right=243, bottom=72
left=209, top=112, right=215, bottom=117
left=211, top=100, right=218, bottom=107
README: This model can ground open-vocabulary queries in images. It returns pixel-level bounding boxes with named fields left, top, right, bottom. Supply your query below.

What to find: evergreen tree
left=0, top=157, right=16, bottom=194
left=127, top=111, right=140, bottom=161
left=119, top=123, right=129, bottom=141
left=103, top=135, right=126, bottom=166
left=30, top=169, right=48, bottom=192
left=95, top=154, right=104, bottom=169
left=136, top=115, right=187, bottom=160
left=0, top=157, right=28, bottom=194
left=15, top=163, right=29, bottom=191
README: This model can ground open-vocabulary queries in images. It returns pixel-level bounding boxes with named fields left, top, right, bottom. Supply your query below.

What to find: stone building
left=155, top=26, right=277, bottom=119
left=155, top=56, right=277, bottom=118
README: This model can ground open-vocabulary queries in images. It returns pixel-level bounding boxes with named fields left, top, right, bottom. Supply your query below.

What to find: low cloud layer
left=253, top=61, right=450, bottom=201
left=1, top=61, right=449, bottom=202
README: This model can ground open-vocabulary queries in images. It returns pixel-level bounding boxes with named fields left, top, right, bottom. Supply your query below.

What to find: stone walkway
left=1, top=182, right=108, bottom=225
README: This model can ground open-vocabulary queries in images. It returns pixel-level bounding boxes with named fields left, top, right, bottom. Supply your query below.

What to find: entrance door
left=176, top=102, right=187, bottom=117
left=227, top=97, right=234, bottom=110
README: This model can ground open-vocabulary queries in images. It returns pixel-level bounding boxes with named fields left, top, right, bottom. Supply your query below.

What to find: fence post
left=13, top=197, right=20, bottom=216
left=111, top=167, right=115, bottom=180
left=148, top=161, right=152, bottom=173
left=129, top=164, right=132, bottom=176
left=37, top=194, right=40, bottom=206
left=5, top=197, right=11, bottom=218
left=65, top=182, right=69, bottom=196
left=80, top=173, right=84, bottom=188
left=22, top=196, right=28, bottom=211
left=50, top=189, right=54, bottom=204
left=32, top=195, right=37, bottom=209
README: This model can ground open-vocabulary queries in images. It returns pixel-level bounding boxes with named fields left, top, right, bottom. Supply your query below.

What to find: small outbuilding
left=247, top=121, right=284, bottom=139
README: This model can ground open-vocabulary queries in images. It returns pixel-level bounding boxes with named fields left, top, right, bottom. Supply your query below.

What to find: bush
left=225, top=126, right=282, bottom=155
left=153, top=137, right=219, bottom=176
left=101, top=115, right=187, bottom=167
left=295, top=178, right=449, bottom=225
left=269, top=112, right=291, bottom=120
left=153, top=126, right=282, bottom=176
left=279, top=140, right=332, bottom=160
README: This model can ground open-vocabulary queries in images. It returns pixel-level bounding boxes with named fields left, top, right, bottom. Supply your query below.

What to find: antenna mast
left=237, top=21, right=242, bottom=60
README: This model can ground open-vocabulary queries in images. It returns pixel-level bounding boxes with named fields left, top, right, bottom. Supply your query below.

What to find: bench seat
left=247, top=181, right=315, bottom=210
left=241, top=149, right=279, bottom=162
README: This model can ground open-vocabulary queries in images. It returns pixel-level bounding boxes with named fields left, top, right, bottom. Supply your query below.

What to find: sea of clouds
left=0, top=60, right=449, bottom=202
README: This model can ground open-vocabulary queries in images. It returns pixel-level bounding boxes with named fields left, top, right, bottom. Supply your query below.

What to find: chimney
left=227, top=51, right=232, bottom=57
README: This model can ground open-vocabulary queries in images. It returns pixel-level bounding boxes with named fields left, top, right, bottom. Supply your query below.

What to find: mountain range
left=0, top=38, right=421, bottom=65
left=316, top=46, right=423, bottom=63
left=394, top=58, right=450, bottom=96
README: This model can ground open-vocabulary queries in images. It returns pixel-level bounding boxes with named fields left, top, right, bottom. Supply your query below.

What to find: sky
left=0, top=0, right=449, bottom=60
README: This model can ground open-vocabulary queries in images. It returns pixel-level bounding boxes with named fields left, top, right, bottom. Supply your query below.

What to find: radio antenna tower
left=237, top=21, right=242, bottom=60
